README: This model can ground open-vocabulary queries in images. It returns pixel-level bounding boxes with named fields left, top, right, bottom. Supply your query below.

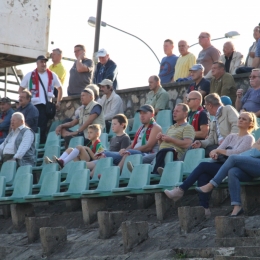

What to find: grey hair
left=12, top=112, right=25, bottom=121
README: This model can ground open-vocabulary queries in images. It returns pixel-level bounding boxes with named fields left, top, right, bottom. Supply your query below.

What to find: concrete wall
left=55, top=73, right=250, bottom=121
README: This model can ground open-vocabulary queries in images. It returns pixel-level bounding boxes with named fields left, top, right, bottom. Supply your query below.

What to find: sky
left=2, top=0, right=260, bottom=98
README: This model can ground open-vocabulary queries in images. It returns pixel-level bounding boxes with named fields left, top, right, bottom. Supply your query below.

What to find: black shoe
left=230, top=208, right=244, bottom=217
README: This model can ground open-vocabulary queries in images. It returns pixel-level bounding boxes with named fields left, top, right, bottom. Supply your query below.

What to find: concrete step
left=235, top=246, right=260, bottom=257
left=245, top=228, right=260, bottom=237
left=215, top=237, right=260, bottom=247
left=215, top=256, right=260, bottom=260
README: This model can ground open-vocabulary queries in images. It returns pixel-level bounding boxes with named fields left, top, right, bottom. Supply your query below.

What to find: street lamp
left=88, top=16, right=160, bottom=64
left=189, top=31, right=240, bottom=48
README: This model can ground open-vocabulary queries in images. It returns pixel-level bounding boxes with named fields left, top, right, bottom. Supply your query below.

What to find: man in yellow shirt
left=49, top=48, right=67, bottom=97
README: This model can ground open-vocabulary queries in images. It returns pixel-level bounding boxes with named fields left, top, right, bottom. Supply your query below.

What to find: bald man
left=173, top=40, right=196, bottom=81
left=219, top=41, right=244, bottom=74
left=187, top=91, right=209, bottom=140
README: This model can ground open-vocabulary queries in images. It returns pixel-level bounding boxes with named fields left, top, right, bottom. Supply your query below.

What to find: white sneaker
left=127, top=161, right=134, bottom=172
left=204, top=208, right=211, bottom=218
left=44, top=156, right=53, bottom=164
left=157, top=167, right=164, bottom=176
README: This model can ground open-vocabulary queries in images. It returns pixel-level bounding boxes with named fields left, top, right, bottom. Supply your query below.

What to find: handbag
left=216, top=146, right=232, bottom=163
left=38, top=74, right=56, bottom=119
left=239, top=148, right=260, bottom=158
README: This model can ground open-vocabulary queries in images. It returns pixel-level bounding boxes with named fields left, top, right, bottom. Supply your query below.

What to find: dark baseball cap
left=0, top=97, right=11, bottom=103
left=137, top=104, right=154, bottom=113
left=36, top=55, right=48, bottom=62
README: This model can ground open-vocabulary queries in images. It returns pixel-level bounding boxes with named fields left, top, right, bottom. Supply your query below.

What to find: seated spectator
left=164, top=111, right=256, bottom=216
left=0, top=112, right=35, bottom=167
left=159, top=39, right=178, bottom=83
left=219, top=41, right=244, bottom=74
left=235, top=69, right=260, bottom=116
left=93, top=49, right=118, bottom=90
left=210, top=61, right=236, bottom=105
left=98, top=79, right=123, bottom=132
left=186, top=64, right=210, bottom=106
left=103, top=105, right=161, bottom=168
left=221, top=96, right=232, bottom=106
left=187, top=91, right=209, bottom=140
left=146, top=75, right=169, bottom=115
left=55, top=88, right=105, bottom=147
left=192, top=93, right=239, bottom=157
left=131, top=103, right=195, bottom=175
left=17, top=90, right=39, bottom=133
left=0, top=97, right=14, bottom=144
left=46, top=124, right=104, bottom=170
left=173, top=40, right=196, bottom=81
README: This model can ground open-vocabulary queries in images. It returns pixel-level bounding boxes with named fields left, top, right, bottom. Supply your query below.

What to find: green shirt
left=146, top=86, right=169, bottom=110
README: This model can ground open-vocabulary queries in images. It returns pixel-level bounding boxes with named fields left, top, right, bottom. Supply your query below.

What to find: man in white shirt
left=98, top=79, right=123, bottom=132
left=19, top=55, right=63, bottom=143
left=0, top=112, right=35, bottom=167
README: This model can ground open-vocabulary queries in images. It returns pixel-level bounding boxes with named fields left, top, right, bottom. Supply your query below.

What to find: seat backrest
left=69, top=124, right=79, bottom=132
left=252, top=128, right=260, bottom=141
left=39, top=171, right=60, bottom=195
left=164, top=151, right=173, bottom=164
left=100, top=133, right=109, bottom=150
left=0, top=161, right=17, bottom=185
left=69, top=136, right=84, bottom=148
left=183, top=148, right=205, bottom=176
left=0, top=176, right=6, bottom=197
left=159, top=161, right=183, bottom=186
left=46, top=131, right=61, bottom=143
left=38, top=163, right=59, bottom=185
left=96, top=166, right=120, bottom=191
left=92, top=157, right=113, bottom=181
left=42, top=146, right=61, bottom=166
left=108, top=124, right=116, bottom=138
left=130, top=112, right=141, bottom=133
left=67, top=169, right=90, bottom=193
left=17, top=165, right=32, bottom=175
left=127, top=164, right=151, bottom=188
left=12, top=173, right=33, bottom=198
left=35, top=133, right=40, bottom=149
left=156, top=110, right=173, bottom=128
left=49, top=120, right=62, bottom=133
left=64, top=161, right=87, bottom=183
left=121, top=154, right=142, bottom=179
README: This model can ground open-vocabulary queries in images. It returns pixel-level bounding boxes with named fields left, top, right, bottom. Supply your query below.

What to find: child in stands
left=45, top=124, right=104, bottom=168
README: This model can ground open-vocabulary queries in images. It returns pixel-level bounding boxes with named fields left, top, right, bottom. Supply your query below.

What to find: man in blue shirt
left=93, top=48, right=118, bottom=90
left=159, top=39, right=178, bottom=83
left=17, top=90, right=39, bottom=132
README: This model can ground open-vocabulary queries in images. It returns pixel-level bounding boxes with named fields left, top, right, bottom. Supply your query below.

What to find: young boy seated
left=45, top=124, right=104, bottom=169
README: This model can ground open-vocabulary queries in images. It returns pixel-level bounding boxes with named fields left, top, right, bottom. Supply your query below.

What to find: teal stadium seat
left=128, top=112, right=141, bottom=136
left=156, top=110, right=173, bottom=129
left=68, top=136, right=84, bottom=148
left=0, top=176, right=6, bottom=197
left=0, top=161, right=17, bottom=185
left=49, top=120, right=62, bottom=133
left=90, top=157, right=113, bottom=183
left=120, top=154, right=142, bottom=181
left=100, top=133, right=109, bottom=150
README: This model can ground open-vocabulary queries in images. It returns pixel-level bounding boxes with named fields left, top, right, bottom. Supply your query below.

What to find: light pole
left=189, top=31, right=240, bottom=48
left=88, top=16, right=160, bottom=64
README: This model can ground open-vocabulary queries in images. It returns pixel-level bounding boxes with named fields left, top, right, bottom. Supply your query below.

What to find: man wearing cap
left=0, top=97, right=14, bottom=144
left=19, top=55, right=62, bottom=143
left=103, top=104, right=161, bottom=165
left=55, top=88, right=105, bottom=147
left=98, top=79, right=123, bottom=132
left=17, top=89, right=39, bottom=133
left=93, top=48, right=118, bottom=90
left=146, top=75, right=169, bottom=115
left=67, top=44, right=93, bottom=96
left=186, top=64, right=210, bottom=106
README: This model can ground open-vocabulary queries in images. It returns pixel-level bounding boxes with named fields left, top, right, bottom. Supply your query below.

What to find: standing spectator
left=197, top=32, right=221, bottom=77
left=173, top=40, right=196, bottom=81
left=17, top=90, right=39, bottom=133
left=252, top=28, right=260, bottom=68
left=146, top=75, right=169, bottom=115
left=67, top=44, right=93, bottom=96
left=98, top=79, right=123, bottom=132
left=219, top=42, right=244, bottom=74
left=159, top=39, right=178, bottom=83
left=187, top=91, right=209, bottom=140
left=186, top=64, right=210, bottom=106
left=19, top=55, right=63, bottom=143
left=0, top=97, right=14, bottom=144
left=93, top=49, right=118, bottom=90
left=210, top=61, right=236, bottom=105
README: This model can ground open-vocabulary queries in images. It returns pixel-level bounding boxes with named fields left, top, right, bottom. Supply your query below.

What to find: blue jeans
left=179, top=162, right=223, bottom=208
left=104, top=149, right=143, bottom=165
left=210, top=155, right=260, bottom=205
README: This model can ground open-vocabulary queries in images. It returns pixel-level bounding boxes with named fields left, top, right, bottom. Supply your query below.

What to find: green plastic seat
left=183, top=148, right=205, bottom=177
left=100, top=133, right=109, bottom=150
left=35, top=133, right=40, bottom=150
left=120, top=154, right=142, bottom=180
left=252, top=128, right=260, bottom=141
left=90, top=157, right=113, bottom=182
left=143, top=161, right=183, bottom=190
left=82, top=166, right=120, bottom=195
left=49, top=120, right=62, bottom=133
left=33, top=163, right=59, bottom=189
left=113, top=164, right=151, bottom=192
left=37, top=132, right=61, bottom=152
left=69, top=124, right=79, bottom=132
left=60, top=161, right=87, bottom=186
left=0, top=161, right=17, bottom=185
left=0, top=173, right=33, bottom=201
left=108, top=124, right=116, bottom=139
left=53, top=169, right=90, bottom=198
left=24, top=171, right=60, bottom=200
left=68, top=136, right=84, bottom=148
left=156, top=110, right=173, bottom=129
left=128, top=112, right=141, bottom=136
left=0, top=176, right=6, bottom=197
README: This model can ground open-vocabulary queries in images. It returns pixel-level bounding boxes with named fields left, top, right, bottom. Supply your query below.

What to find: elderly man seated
left=0, top=112, right=35, bottom=167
